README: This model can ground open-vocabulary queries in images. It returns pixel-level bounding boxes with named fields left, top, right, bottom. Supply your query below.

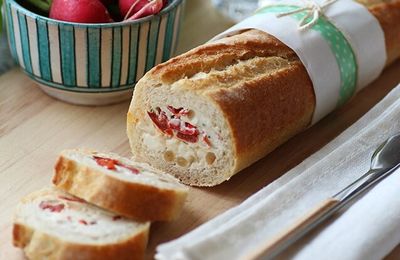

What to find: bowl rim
left=5, top=0, right=184, bottom=28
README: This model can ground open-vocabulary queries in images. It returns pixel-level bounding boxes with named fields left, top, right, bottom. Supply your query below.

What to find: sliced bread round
left=13, top=187, right=149, bottom=260
left=52, top=149, right=189, bottom=222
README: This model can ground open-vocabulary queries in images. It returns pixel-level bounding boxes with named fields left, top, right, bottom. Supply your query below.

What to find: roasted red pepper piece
left=120, top=164, right=140, bottom=174
left=167, top=106, right=190, bottom=117
left=147, top=106, right=213, bottom=146
left=176, top=132, right=199, bottom=143
left=94, top=156, right=118, bottom=170
left=93, top=156, right=140, bottom=174
left=113, top=215, right=122, bottom=221
left=39, top=201, right=65, bottom=213
left=79, top=219, right=96, bottom=225
left=203, top=134, right=212, bottom=148
left=167, top=105, right=183, bottom=115
left=148, top=110, right=173, bottom=137
left=168, top=118, right=181, bottom=130
left=178, top=122, right=199, bottom=136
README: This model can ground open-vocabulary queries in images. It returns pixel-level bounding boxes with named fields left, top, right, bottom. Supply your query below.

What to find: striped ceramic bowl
left=3, top=0, right=184, bottom=105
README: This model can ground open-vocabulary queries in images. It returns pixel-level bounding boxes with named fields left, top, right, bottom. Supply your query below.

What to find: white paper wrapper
left=211, top=0, right=386, bottom=123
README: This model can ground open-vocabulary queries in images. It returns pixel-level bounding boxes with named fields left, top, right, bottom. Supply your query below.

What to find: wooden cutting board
left=1, top=0, right=400, bottom=259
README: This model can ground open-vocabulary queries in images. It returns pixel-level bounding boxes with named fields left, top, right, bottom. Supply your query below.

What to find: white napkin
left=156, top=84, right=400, bottom=260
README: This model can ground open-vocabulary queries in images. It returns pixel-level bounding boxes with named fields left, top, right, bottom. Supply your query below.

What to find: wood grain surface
left=1, top=0, right=400, bottom=259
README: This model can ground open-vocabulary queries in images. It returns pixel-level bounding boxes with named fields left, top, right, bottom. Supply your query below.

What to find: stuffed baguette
left=53, top=149, right=188, bottom=222
left=127, top=0, right=400, bottom=186
left=13, top=188, right=149, bottom=260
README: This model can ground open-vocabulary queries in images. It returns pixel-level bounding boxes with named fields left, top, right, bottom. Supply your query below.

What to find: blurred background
left=0, top=23, right=15, bottom=75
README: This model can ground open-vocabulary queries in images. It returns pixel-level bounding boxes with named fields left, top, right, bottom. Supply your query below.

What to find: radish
left=50, top=0, right=113, bottom=23
left=127, top=0, right=164, bottom=20
left=119, top=0, right=148, bottom=18
left=120, top=0, right=166, bottom=20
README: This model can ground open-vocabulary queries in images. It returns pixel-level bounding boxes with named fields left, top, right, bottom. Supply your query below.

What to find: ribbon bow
left=276, top=0, right=338, bottom=30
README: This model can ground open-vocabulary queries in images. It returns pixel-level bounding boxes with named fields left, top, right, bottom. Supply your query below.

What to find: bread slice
left=127, top=1, right=400, bottom=187
left=13, top=187, right=149, bottom=260
left=52, top=149, right=189, bottom=222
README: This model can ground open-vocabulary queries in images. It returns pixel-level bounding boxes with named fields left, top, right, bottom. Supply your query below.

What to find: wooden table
left=1, top=0, right=400, bottom=259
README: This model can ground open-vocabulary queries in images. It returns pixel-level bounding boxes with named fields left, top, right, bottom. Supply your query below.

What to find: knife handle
left=244, top=198, right=341, bottom=260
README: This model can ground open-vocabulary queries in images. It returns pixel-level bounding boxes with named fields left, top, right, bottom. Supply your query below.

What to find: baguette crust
left=53, top=151, right=188, bottom=221
left=368, top=1, right=400, bottom=65
left=128, top=1, right=400, bottom=186
left=13, top=223, right=148, bottom=260
left=209, top=60, right=314, bottom=172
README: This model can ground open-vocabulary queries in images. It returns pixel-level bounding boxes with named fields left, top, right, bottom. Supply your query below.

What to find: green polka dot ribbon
left=256, top=5, right=358, bottom=107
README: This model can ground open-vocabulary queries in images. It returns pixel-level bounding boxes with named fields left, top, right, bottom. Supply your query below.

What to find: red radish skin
left=120, top=0, right=167, bottom=19
left=128, top=0, right=163, bottom=20
left=50, top=0, right=113, bottom=23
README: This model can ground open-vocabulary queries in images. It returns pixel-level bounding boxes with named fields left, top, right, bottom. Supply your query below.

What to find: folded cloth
left=156, top=84, right=400, bottom=260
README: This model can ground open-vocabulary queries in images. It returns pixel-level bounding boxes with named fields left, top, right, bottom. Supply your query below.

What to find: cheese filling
left=27, top=195, right=140, bottom=243
left=66, top=152, right=183, bottom=189
left=142, top=105, right=222, bottom=167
